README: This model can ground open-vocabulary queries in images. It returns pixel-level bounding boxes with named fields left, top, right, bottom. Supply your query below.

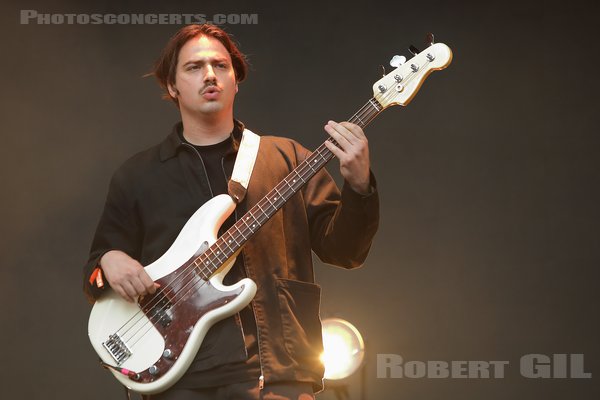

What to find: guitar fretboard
left=193, top=97, right=383, bottom=279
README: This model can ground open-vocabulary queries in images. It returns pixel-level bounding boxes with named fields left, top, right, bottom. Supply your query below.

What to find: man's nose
left=204, top=65, right=217, bottom=82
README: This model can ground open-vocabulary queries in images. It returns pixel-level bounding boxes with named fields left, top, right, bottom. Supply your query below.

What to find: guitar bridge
left=103, top=333, right=132, bottom=365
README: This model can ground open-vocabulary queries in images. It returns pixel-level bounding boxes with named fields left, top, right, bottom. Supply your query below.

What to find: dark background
left=1, top=0, right=598, bottom=398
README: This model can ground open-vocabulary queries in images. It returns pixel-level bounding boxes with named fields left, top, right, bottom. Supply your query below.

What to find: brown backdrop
left=1, top=0, right=598, bottom=399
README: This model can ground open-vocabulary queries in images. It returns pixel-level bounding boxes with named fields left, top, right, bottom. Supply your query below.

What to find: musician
left=84, top=24, right=379, bottom=400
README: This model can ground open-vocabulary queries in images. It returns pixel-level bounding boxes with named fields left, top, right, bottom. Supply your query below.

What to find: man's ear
left=235, top=82, right=239, bottom=93
left=167, top=83, right=179, bottom=99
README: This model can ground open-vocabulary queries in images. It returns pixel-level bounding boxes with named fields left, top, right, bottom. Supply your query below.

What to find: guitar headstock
left=373, top=38, right=452, bottom=109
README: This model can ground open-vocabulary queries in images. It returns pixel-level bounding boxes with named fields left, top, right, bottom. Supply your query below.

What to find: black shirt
left=177, top=133, right=261, bottom=388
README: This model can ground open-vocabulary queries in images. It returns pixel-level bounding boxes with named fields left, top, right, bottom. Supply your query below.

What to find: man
left=84, top=24, right=379, bottom=400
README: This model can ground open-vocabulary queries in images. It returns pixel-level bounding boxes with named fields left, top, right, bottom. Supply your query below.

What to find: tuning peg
left=389, top=55, right=406, bottom=68
left=380, top=65, right=386, bottom=77
left=408, top=45, right=420, bottom=56
left=426, top=33, right=435, bottom=46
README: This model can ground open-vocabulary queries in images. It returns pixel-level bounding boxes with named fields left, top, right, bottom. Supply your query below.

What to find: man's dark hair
left=150, top=24, right=248, bottom=105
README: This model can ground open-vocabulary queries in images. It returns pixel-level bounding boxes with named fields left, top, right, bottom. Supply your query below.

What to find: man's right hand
left=100, top=250, right=159, bottom=302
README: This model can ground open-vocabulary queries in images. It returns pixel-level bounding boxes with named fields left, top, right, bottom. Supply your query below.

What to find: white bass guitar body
left=88, top=194, right=257, bottom=394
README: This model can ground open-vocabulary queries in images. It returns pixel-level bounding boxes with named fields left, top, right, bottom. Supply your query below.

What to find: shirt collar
left=159, top=119, right=245, bottom=161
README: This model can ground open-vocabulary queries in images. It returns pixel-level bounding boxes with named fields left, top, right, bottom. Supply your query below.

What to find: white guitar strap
left=228, top=128, right=260, bottom=203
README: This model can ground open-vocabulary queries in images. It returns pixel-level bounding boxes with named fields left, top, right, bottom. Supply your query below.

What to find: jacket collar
left=159, top=119, right=245, bottom=161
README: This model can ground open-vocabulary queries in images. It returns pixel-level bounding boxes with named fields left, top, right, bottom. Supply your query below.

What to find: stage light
left=321, top=318, right=365, bottom=380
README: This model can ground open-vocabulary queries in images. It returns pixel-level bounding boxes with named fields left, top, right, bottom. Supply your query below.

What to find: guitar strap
left=227, top=128, right=260, bottom=203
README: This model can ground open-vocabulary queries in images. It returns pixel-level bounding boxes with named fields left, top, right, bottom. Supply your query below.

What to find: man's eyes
left=186, top=63, right=228, bottom=71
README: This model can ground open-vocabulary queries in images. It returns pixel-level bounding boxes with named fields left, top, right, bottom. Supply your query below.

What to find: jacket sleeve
left=82, top=167, right=142, bottom=303
left=299, top=145, right=380, bottom=269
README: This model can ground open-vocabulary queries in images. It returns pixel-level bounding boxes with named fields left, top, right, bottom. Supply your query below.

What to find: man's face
left=169, top=35, right=238, bottom=117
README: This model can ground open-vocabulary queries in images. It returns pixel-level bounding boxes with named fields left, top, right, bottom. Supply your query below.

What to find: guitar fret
left=241, top=223, right=253, bottom=237
left=256, top=202, right=268, bottom=218
left=194, top=257, right=210, bottom=277
left=280, top=184, right=292, bottom=201
left=273, top=187, right=283, bottom=200
left=208, top=253, right=224, bottom=270
left=192, top=260, right=206, bottom=279
left=265, top=195, right=277, bottom=210
left=298, top=166, right=312, bottom=182
left=221, top=235, right=235, bottom=253
left=263, top=201, right=276, bottom=218
left=369, top=98, right=382, bottom=112
left=249, top=212, right=261, bottom=229
left=234, top=224, right=247, bottom=240
left=298, top=159, right=321, bottom=177
left=214, top=240, right=229, bottom=259
left=207, top=259, right=220, bottom=273
left=317, top=154, right=326, bottom=165
left=242, top=216, right=255, bottom=232
left=285, top=179, right=295, bottom=191
left=196, top=265, right=209, bottom=279
left=214, top=251, right=226, bottom=263
left=227, top=234, right=239, bottom=247
left=206, top=250, right=219, bottom=266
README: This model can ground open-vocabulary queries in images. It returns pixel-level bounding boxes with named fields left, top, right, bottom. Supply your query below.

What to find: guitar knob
left=149, top=365, right=159, bottom=375
left=163, top=349, right=173, bottom=359
left=389, top=55, right=406, bottom=68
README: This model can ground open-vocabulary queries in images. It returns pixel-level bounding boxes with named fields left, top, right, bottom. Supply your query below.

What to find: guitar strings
left=112, top=61, right=429, bottom=355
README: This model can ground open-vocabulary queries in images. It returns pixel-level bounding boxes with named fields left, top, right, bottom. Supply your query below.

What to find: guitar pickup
left=151, top=307, right=173, bottom=327
left=145, top=293, right=174, bottom=328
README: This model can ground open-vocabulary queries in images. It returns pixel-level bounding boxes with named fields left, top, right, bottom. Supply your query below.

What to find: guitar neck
left=195, top=97, right=384, bottom=277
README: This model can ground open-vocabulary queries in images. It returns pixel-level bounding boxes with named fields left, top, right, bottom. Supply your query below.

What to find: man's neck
left=180, top=111, right=234, bottom=146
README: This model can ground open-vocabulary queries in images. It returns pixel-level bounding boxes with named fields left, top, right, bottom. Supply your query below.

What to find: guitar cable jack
left=100, top=360, right=141, bottom=381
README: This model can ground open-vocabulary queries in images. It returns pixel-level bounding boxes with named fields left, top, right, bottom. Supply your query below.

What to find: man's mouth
left=202, top=86, right=221, bottom=100
left=202, top=86, right=220, bottom=94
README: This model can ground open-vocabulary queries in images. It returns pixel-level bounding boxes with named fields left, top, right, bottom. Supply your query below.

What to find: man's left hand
left=324, top=120, right=371, bottom=195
